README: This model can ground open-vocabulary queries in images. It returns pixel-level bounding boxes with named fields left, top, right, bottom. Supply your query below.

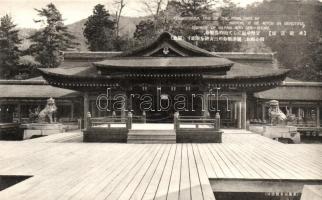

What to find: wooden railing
left=174, top=112, right=220, bottom=131
left=87, top=112, right=133, bottom=129
left=86, top=112, right=146, bottom=130
left=132, top=114, right=146, bottom=123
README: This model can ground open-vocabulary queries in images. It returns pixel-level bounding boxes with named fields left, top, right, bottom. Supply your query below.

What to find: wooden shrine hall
left=39, top=32, right=289, bottom=142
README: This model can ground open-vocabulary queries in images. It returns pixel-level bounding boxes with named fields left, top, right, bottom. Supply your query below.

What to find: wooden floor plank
left=57, top=144, right=146, bottom=200
left=197, top=144, right=225, bottom=178
left=141, top=144, right=174, bottom=200
left=153, top=145, right=177, bottom=200
left=210, top=144, right=245, bottom=178
left=120, top=145, right=169, bottom=200
left=91, top=145, right=162, bottom=200
left=179, top=144, right=191, bottom=200
left=219, top=144, right=260, bottom=179
left=187, top=144, right=204, bottom=200
left=0, top=132, right=321, bottom=200
left=195, top=144, right=217, bottom=178
left=102, top=144, right=163, bottom=200
left=192, top=144, right=216, bottom=200
left=72, top=145, right=153, bottom=199
left=166, top=143, right=182, bottom=200
left=206, top=144, right=236, bottom=178
left=229, top=143, right=288, bottom=179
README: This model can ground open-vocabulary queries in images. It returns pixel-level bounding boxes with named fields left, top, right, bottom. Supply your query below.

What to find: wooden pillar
left=121, top=92, right=126, bottom=122
left=234, top=102, right=237, bottom=120
left=298, top=108, right=302, bottom=120
left=241, top=92, right=247, bottom=129
left=17, top=103, right=21, bottom=123
left=83, top=92, right=89, bottom=129
left=90, top=101, right=95, bottom=117
left=237, top=102, right=242, bottom=129
left=262, top=103, right=266, bottom=122
left=317, top=106, right=320, bottom=127
left=70, top=102, right=74, bottom=120
left=203, top=92, right=209, bottom=118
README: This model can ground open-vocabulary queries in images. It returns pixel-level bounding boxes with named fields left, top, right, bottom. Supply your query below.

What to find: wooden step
left=127, top=139, right=176, bottom=144
left=127, top=129, right=176, bottom=144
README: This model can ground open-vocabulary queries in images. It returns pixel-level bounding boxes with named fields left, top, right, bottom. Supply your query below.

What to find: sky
left=0, top=0, right=264, bottom=28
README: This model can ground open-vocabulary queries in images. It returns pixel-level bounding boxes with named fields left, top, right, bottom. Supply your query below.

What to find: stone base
left=249, top=125, right=301, bottom=143
left=176, top=129, right=222, bottom=143
left=21, top=123, right=65, bottom=139
left=83, top=127, right=128, bottom=143
left=301, top=185, right=322, bottom=200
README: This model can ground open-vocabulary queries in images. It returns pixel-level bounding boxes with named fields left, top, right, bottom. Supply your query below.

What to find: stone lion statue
left=38, top=97, right=57, bottom=123
left=268, top=100, right=287, bottom=125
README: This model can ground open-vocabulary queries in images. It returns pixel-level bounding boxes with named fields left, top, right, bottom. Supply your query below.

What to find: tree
left=114, top=0, right=126, bottom=39
left=214, top=0, right=242, bottom=51
left=133, top=0, right=240, bottom=52
left=84, top=4, right=116, bottom=51
left=133, top=19, right=158, bottom=46
left=0, top=14, right=21, bottom=79
left=28, top=3, right=77, bottom=68
left=245, top=0, right=322, bottom=81
left=133, top=1, right=181, bottom=47
left=17, top=55, right=41, bottom=78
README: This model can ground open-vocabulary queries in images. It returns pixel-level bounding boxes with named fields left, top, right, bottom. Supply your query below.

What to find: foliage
left=133, top=19, right=158, bottom=45
left=28, top=3, right=78, bottom=68
left=244, top=0, right=322, bottom=81
left=0, top=14, right=21, bottom=79
left=133, top=0, right=241, bottom=52
left=17, top=55, right=41, bottom=78
left=83, top=4, right=116, bottom=51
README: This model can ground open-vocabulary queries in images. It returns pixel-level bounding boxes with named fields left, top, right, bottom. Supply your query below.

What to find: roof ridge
left=117, top=32, right=216, bottom=57
left=0, top=80, right=48, bottom=85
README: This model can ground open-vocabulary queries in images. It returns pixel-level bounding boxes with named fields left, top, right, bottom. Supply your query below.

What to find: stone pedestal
left=301, top=185, right=322, bottom=200
left=20, top=123, right=65, bottom=139
left=249, top=125, right=301, bottom=143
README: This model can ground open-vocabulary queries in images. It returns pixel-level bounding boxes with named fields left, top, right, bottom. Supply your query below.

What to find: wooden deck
left=0, top=132, right=321, bottom=199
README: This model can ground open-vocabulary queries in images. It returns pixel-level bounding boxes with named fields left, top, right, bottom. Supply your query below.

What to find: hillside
left=19, top=15, right=148, bottom=51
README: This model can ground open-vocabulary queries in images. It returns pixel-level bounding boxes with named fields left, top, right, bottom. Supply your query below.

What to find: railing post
left=215, top=112, right=220, bottom=131
left=87, top=112, right=92, bottom=129
left=142, top=111, right=146, bottom=123
left=112, top=111, right=116, bottom=122
left=127, top=112, right=132, bottom=129
left=174, top=112, right=179, bottom=130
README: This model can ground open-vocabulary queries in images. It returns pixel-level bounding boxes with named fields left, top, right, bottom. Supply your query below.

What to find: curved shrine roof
left=40, top=62, right=288, bottom=80
left=39, top=32, right=289, bottom=91
left=94, top=57, right=233, bottom=69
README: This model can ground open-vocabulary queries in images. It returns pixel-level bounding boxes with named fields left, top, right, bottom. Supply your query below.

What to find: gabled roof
left=94, top=32, right=235, bottom=71
left=118, top=32, right=217, bottom=57
left=254, top=77, right=322, bottom=101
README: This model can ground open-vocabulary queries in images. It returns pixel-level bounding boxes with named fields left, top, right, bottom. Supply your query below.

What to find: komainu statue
left=268, top=100, right=287, bottom=125
left=38, top=97, right=57, bottom=123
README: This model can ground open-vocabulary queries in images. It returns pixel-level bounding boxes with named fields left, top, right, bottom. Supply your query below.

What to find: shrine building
left=38, top=32, right=289, bottom=130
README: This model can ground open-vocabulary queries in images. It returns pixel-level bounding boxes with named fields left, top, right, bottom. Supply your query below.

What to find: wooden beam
left=210, top=179, right=322, bottom=193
